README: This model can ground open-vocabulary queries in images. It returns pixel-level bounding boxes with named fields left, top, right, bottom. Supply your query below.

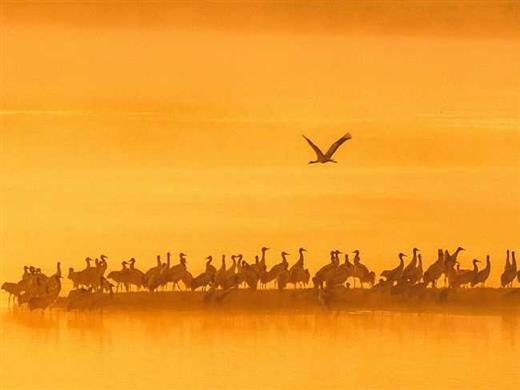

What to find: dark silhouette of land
left=47, top=287, right=520, bottom=315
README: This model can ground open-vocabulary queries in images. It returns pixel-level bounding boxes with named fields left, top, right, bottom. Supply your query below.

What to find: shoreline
left=45, top=287, right=520, bottom=315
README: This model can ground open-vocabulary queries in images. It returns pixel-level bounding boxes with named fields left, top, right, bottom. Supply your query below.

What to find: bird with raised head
left=381, top=253, right=406, bottom=283
left=401, top=248, right=419, bottom=284
left=288, top=248, right=309, bottom=288
left=423, top=249, right=445, bottom=287
left=471, top=255, right=491, bottom=287
left=452, top=259, right=480, bottom=288
left=501, top=251, right=517, bottom=288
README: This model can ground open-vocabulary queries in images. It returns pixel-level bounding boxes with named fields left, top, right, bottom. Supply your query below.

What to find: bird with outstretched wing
left=303, top=132, right=352, bottom=164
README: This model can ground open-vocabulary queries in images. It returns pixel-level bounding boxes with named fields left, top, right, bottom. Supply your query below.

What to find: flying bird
left=303, top=132, right=352, bottom=164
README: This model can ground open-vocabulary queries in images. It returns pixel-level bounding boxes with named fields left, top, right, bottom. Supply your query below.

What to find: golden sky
left=1, top=1, right=519, bottom=284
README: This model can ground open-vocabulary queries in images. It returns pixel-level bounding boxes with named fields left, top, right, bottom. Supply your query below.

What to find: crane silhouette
left=303, top=132, right=352, bottom=164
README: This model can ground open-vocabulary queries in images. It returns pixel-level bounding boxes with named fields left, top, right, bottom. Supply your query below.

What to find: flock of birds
left=1, top=247, right=518, bottom=311
left=8, top=133, right=516, bottom=311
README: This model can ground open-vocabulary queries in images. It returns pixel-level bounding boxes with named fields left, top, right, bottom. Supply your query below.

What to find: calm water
left=1, top=308, right=519, bottom=389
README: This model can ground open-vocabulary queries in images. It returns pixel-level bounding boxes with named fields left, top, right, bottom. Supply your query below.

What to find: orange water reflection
left=1, top=309, right=518, bottom=389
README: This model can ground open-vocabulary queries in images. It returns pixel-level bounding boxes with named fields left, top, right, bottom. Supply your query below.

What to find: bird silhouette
left=303, top=132, right=352, bottom=164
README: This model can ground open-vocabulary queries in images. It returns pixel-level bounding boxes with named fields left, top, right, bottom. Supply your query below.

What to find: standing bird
left=381, top=253, right=406, bottom=283
left=213, top=255, right=228, bottom=289
left=443, top=247, right=464, bottom=287
left=303, top=132, right=352, bottom=164
left=423, top=249, right=445, bottom=288
left=401, top=248, right=419, bottom=284
left=313, top=250, right=341, bottom=289
left=191, top=256, right=217, bottom=291
left=288, top=248, right=309, bottom=288
left=2, top=282, right=23, bottom=304
left=327, top=253, right=355, bottom=287
left=107, top=261, right=130, bottom=292
left=504, top=250, right=511, bottom=271
left=452, top=259, right=480, bottom=288
left=471, top=255, right=491, bottom=287
left=501, top=251, right=517, bottom=288
left=408, top=254, right=423, bottom=285
left=352, top=250, right=375, bottom=288
left=260, top=252, right=289, bottom=289
left=126, top=258, right=145, bottom=291
left=250, top=247, right=269, bottom=278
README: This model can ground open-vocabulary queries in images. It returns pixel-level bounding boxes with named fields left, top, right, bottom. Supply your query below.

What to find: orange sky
left=1, top=1, right=519, bottom=285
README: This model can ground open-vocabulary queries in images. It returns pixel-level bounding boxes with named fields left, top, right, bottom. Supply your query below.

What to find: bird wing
left=324, top=132, right=352, bottom=159
left=302, top=135, right=325, bottom=160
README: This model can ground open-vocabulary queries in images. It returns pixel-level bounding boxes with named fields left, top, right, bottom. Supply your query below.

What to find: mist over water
left=2, top=3, right=519, bottom=284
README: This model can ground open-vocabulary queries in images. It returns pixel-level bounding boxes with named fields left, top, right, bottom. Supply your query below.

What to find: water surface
left=1, top=308, right=519, bottom=389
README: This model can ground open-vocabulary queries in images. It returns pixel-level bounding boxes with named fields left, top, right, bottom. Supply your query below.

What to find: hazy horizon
left=1, top=1, right=519, bottom=285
